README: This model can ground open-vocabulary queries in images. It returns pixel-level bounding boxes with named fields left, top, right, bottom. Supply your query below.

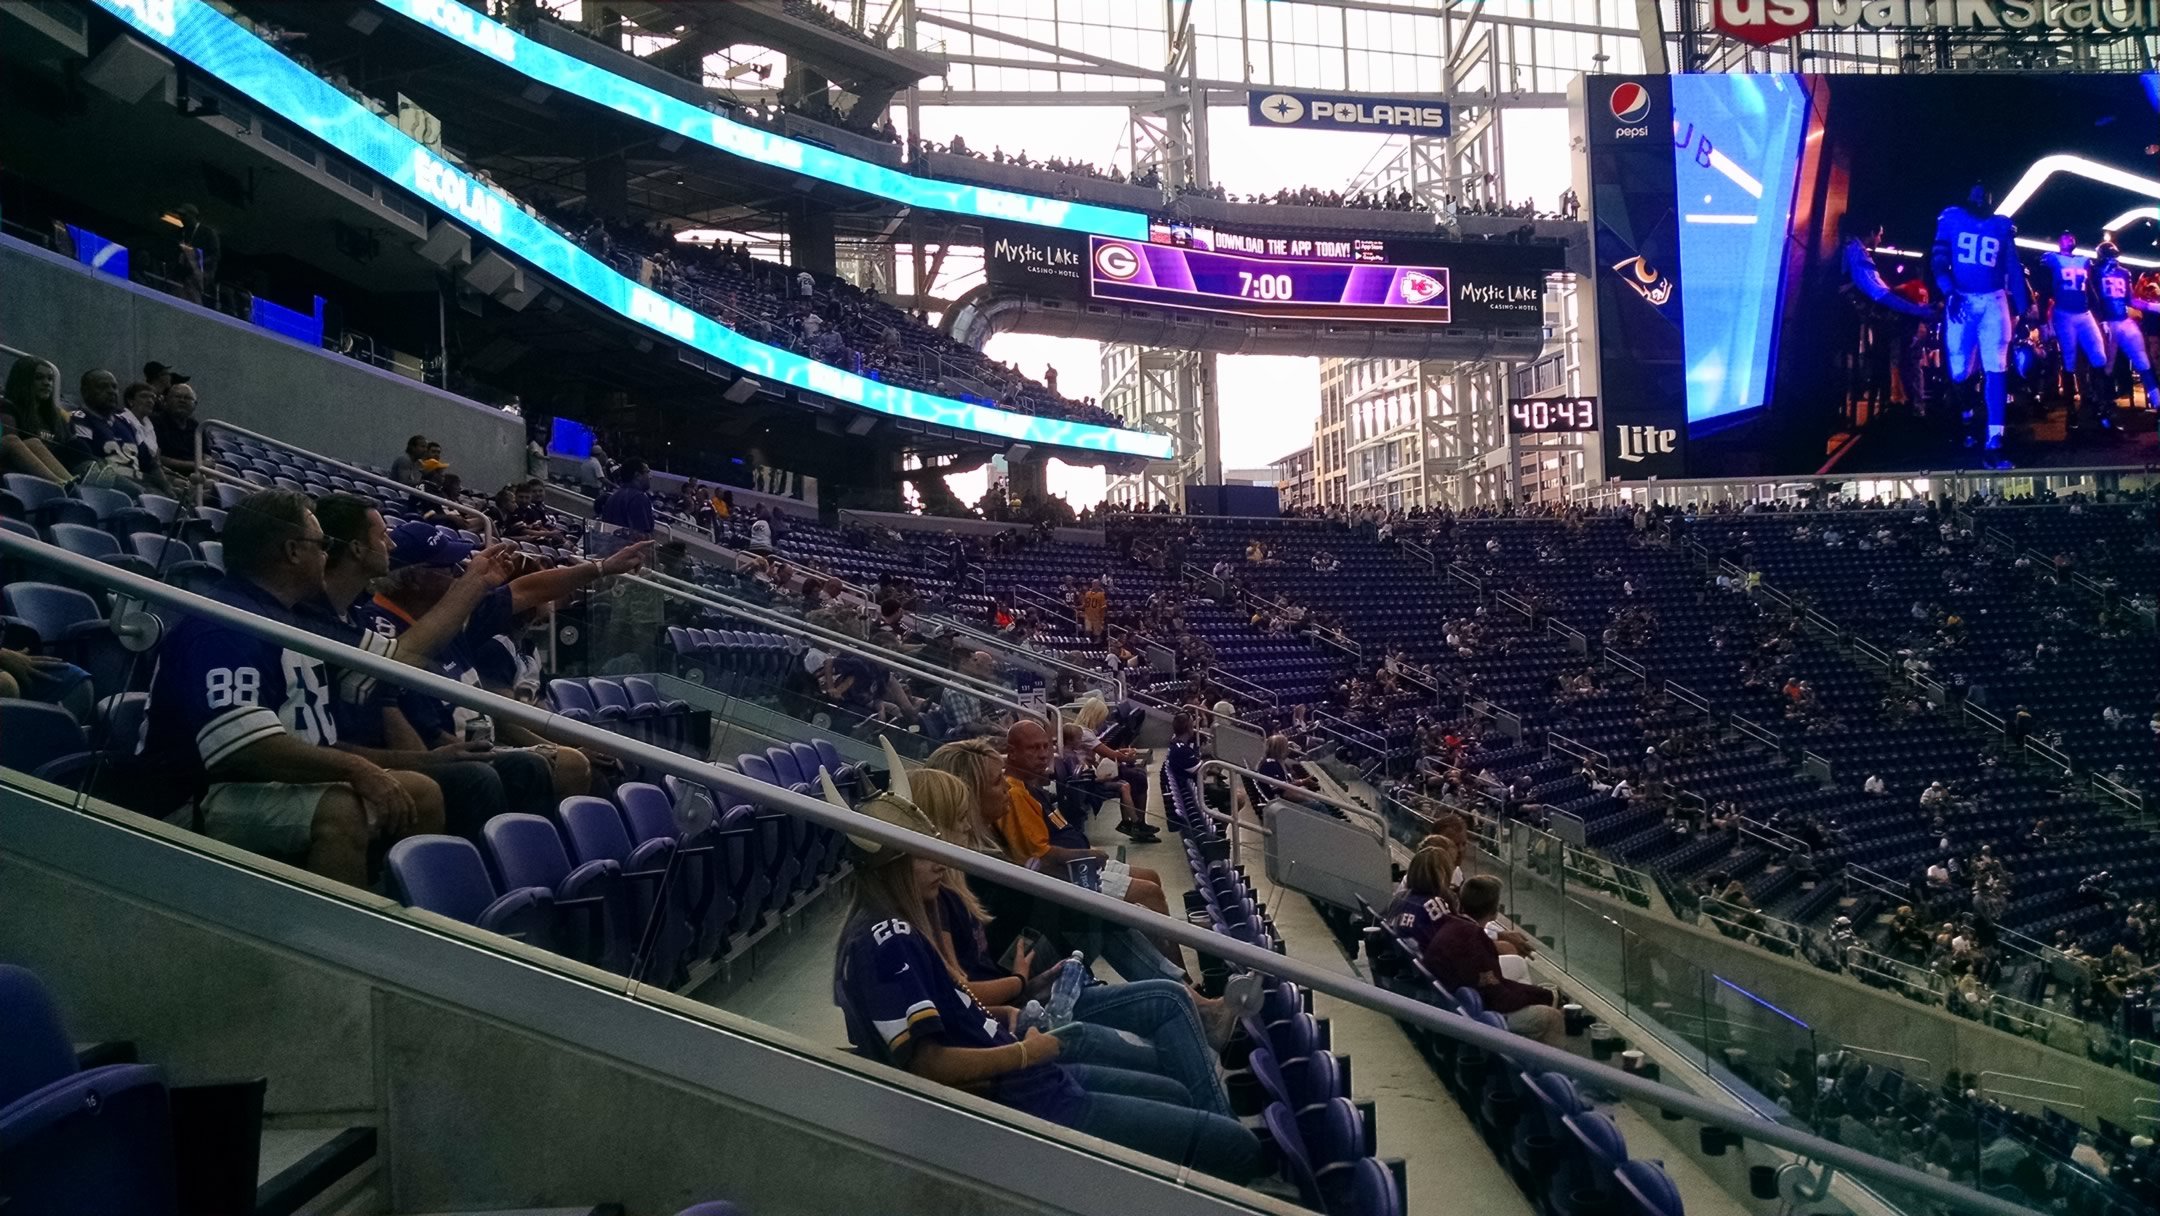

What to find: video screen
left=1586, top=73, right=2160, bottom=478
left=548, top=416, right=597, bottom=459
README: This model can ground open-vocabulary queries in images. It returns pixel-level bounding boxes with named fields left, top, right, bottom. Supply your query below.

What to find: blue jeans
left=1062, top=1067, right=1265, bottom=1184
left=1061, top=980, right=1233, bottom=1118
left=1096, top=923, right=1188, bottom=984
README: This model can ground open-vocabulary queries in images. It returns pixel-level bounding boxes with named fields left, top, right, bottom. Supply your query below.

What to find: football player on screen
left=1931, top=183, right=2028, bottom=462
left=2040, top=231, right=2108, bottom=427
left=2090, top=240, right=2155, bottom=427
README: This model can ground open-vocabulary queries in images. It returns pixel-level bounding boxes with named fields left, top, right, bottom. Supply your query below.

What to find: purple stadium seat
left=0, top=965, right=178, bottom=1216
left=548, top=679, right=597, bottom=722
left=1, top=699, right=89, bottom=776
left=560, top=795, right=692, bottom=986
left=386, top=835, right=554, bottom=944
left=1614, top=1159, right=1685, bottom=1216
left=0, top=964, right=78, bottom=1107
left=484, top=813, right=642, bottom=973
left=3, top=475, right=97, bottom=528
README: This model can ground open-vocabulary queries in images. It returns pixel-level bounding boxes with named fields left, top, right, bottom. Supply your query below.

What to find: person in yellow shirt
left=1079, top=579, right=1107, bottom=639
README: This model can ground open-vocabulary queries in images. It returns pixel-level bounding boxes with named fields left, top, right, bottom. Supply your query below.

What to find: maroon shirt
left=1422, top=914, right=1554, bottom=1015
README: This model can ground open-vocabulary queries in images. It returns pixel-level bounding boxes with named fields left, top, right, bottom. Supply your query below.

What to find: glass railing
left=1381, top=786, right=2139, bottom=1216
left=0, top=526, right=2052, bottom=1216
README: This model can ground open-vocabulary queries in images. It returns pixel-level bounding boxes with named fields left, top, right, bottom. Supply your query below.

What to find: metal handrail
left=641, top=569, right=1010, bottom=700
left=1200, top=759, right=1388, bottom=855
left=200, top=419, right=494, bottom=542
left=632, top=570, right=1061, bottom=744
left=0, top=554, right=2046, bottom=1216
left=1312, top=709, right=1389, bottom=762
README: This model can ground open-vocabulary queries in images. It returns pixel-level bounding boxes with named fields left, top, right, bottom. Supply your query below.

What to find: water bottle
left=1018, top=999, right=1050, bottom=1034
left=1047, top=951, right=1086, bottom=1026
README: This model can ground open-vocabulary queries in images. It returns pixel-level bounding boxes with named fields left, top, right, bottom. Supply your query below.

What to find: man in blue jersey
left=1931, top=184, right=2028, bottom=460
left=2091, top=240, right=2156, bottom=424
left=2040, top=232, right=2109, bottom=427
left=140, top=490, right=445, bottom=886
left=353, top=520, right=648, bottom=797
left=1842, top=218, right=1936, bottom=415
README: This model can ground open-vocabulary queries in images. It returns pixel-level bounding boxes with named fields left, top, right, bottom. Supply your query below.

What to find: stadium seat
left=387, top=835, right=555, bottom=944
left=1, top=698, right=90, bottom=776
left=0, top=965, right=178, bottom=1216
left=1614, top=1159, right=1686, bottom=1216
left=2, top=475, right=97, bottom=528
left=482, top=813, right=630, bottom=973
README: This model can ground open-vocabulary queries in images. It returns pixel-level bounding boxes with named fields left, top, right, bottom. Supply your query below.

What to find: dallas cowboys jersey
left=1932, top=206, right=2019, bottom=296
left=2042, top=252, right=2093, bottom=314
left=141, top=576, right=346, bottom=808
left=835, top=913, right=1083, bottom=1122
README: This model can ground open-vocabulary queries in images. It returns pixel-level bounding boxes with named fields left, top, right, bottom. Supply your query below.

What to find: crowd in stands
left=555, top=210, right=1123, bottom=430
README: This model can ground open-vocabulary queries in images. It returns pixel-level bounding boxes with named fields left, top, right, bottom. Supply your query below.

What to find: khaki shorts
left=201, top=782, right=344, bottom=857
left=1504, top=1004, right=1562, bottom=1040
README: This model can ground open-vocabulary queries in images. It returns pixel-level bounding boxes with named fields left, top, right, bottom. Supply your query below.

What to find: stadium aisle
left=1128, top=766, right=1536, bottom=1216
left=1134, top=767, right=1747, bottom=1216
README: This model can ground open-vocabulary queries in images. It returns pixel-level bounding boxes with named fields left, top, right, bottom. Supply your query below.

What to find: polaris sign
left=1248, top=89, right=1451, bottom=135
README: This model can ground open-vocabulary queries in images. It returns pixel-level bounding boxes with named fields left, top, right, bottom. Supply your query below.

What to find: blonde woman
left=908, top=766, right=1246, bottom=1112
left=827, top=767, right=1263, bottom=1182
left=1074, top=696, right=1150, bottom=828
left=1380, top=844, right=1458, bottom=950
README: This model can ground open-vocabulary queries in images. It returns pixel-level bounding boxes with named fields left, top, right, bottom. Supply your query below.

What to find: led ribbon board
left=371, top=0, right=1150, bottom=242
left=89, top=0, right=1172, bottom=460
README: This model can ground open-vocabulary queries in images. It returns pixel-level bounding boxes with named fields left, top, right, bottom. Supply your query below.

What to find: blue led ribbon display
left=373, top=0, right=1150, bottom=242
left=88, top=0, right=1173, bottom=459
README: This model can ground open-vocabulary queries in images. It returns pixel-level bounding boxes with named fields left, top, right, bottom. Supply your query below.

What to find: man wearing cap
left=354, top=517, right=651, bottom=804
left=144, top=361, right=185, bottom=398
left=309, top=493, right=567, bottom=835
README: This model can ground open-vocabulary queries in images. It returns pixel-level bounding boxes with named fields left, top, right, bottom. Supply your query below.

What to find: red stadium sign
left=1713, top=0, right=2160, bottom=46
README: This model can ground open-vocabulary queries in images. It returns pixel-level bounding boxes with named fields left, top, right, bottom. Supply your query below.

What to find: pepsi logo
left=1094, top=242, right=1141, bottom=281
left=1608, top=82, right=1651, bottom=123
left=1399, top=271, right=1444, bottom=305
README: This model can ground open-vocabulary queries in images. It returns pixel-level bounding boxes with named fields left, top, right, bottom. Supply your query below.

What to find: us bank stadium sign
left=1715, top=0, right=2160, bottom=44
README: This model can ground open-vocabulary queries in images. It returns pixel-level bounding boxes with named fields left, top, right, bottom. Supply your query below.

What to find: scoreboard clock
left=1506, top=396, right=1599, bottom=435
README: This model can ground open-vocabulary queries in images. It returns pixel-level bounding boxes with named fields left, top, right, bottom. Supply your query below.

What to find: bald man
left=999, top=719, right=1188, bottom=976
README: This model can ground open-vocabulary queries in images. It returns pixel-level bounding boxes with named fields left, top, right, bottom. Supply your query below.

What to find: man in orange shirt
left=1000, top=719, right=1187, bottom=980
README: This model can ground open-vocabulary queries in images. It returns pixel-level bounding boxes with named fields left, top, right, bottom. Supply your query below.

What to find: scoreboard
left=1088, top=229, right=1453, bottom=324
left=985, top=218, right=1554, bottom=328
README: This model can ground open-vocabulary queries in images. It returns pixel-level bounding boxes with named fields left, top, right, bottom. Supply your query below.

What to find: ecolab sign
left=1713, top=0, right=2160, bottom=45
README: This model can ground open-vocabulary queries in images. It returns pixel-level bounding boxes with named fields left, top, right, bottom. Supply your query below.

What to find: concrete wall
left=0, top=236, right=524, bottom=489
left=0, top=788, right=1282, bottom=1216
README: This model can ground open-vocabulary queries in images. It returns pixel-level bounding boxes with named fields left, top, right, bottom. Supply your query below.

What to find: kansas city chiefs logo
left=1399, top=271, right=1444, bottom=304
left=1713, top=0, right=1817, bottom=45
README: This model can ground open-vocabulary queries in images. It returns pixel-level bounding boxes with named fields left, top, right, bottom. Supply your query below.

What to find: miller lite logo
left=1613, top=425, right=1677, bottom=464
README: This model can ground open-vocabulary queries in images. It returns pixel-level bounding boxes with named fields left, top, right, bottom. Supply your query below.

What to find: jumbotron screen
left=984, top=221, right=1551, bottom=328
left=1585, top=74, right=2160, bottom=478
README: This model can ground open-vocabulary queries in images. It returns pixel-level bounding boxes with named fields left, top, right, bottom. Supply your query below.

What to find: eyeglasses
left=290, top=535, right=333, bottom=551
